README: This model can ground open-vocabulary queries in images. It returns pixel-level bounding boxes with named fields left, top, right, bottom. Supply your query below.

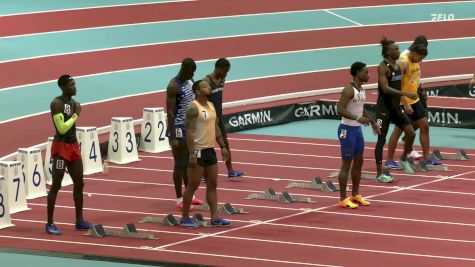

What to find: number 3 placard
left=108, top=117, right=139, bottom=164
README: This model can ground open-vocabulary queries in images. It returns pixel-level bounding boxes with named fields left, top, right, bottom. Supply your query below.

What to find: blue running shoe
left=180, top=218, right=199, bottom=228
left=75, top=220, right=93, bottom=230
left=385, top=160, right=402, bottom=170
left=200, top=176, right=206, bottom=183
left=211, top=217, right=231, bottom=227
left=228, top=170, right=245, bottom=179
left=45, top=223, right=62, bottom=235
left=425, top=157, right=443, bottom=166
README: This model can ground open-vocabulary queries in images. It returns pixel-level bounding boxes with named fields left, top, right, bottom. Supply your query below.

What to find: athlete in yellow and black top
left=374, top=37, right=418, bottom=182
left=386, top=45, right=442, bottom=165
left=46, top=75, right=91, bottom=235
left=180, top=80, right=231, bottom=228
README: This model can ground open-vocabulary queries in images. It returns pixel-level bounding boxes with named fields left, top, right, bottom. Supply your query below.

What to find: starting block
left=76, top=127, right=103, bottom=175
left=86, top=223, right=157, bottom=240
left=407, top=158, right=449, bottom=172
left=194, top=202, right=250, bottom=214
left=0, top=175, right=14, bottom=229
left=139, top=214, right=180, bottom=226
left=328, top=170, right=392, bottom=182
left=0, top=161, right=29, bottom=214
left=44, top=137, right=73, bottom=187
left=18, top=148, right=47, bottom=199
left=191, top=213, right=209, bottom=227
left=139, top=213, right=210, bottom=227
left=108, top=117, right=140, bottom=164
left=432, top=149, right=470, bottom=161
left=286, top=176, right=349, bottom=192
left=139, top=108, right=169, bottom=153
left=245, top=188, right=316, bottom=204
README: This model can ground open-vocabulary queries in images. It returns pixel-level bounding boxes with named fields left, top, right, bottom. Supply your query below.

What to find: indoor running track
left=1, top=134, right=475, bottom=267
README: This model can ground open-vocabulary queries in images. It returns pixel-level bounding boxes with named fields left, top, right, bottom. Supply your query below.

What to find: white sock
left=176, top=197, right=183, bottom=204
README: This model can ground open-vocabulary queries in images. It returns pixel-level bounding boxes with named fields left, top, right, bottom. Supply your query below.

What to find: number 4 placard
left=139, top=108, right=169, bottom=153
left=77, top=127, right=103, bottom=175
left=108, top=117, right=139, bottom=164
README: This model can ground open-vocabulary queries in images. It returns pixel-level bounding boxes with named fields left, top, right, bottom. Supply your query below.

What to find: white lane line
left=323, top=9, right=363, bottom=25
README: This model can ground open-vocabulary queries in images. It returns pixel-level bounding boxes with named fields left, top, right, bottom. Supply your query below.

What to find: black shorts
left=376, top=105, right=410, bottom=137
left=217, top=115, right=229, bottom=147
left=404, top=101, right=426, bottom=122
left=418, top=87, right=427, bottom=109
left=195, top=148, right=218, bottom=167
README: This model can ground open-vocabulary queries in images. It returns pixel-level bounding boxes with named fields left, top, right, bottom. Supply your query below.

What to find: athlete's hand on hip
left=371, top=122, right=381, bottom=135
left=189, top=155, right=197, bottom=168
left=405, top=92, right=418, bottom=100
left=404, top=105, right=413, bottom=115
left=221, top=147, right=229, bottom=162
left=169, top=138, right=179, bottom=148
left=357, top=117, right=370, bottom=126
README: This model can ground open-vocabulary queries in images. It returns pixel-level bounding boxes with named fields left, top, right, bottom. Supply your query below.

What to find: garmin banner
left=223, top=100, right=475, bottom=133
left=424, top=83, right=475, bottom=98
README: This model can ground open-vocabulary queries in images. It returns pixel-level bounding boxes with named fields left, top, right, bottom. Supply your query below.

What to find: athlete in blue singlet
left=166, top=58, right=202, bottom=209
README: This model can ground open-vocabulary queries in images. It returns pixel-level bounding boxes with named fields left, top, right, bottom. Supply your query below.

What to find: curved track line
left=2, top=20, right=474, bottom=89
left=2, top=0, right=470, bottom=36
left=0, top=0, right=195, bottom=17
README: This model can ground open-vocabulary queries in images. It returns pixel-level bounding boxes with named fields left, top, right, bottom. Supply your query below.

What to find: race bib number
left=339, top=129, right=347, bottom=139
left=176, top=128, right=183, bottom=138
left=377, top=119, right=383, bottom=129
left=194, top=150, right=201, bottom=159
left=56, top=159, right=65, bottom=170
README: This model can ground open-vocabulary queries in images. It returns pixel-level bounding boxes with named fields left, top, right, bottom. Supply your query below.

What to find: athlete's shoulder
left=207, top=101, right=216, bottom=109
left=399, top=52, right=409, bottom=61
left=167, top=78, right=179, bottom=95
left=51, top=96, right=62, bottom=105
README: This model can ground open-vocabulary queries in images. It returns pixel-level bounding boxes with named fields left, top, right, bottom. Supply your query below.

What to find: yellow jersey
left=400, top=53, right=420, bottom=105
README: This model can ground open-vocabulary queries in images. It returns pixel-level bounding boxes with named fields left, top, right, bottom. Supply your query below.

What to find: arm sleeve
left=53, top=113, right=78, bottom=134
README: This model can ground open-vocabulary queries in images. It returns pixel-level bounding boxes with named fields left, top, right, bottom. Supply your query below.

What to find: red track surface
left=1, top=57, right=474, bottom=157
left=1, top=0, right=465, bottom=37
left=2, top=134, right=475, bottom=266
left=2, top=20, right=475, bottom=89
left=1, top=1, right=474, bottom=265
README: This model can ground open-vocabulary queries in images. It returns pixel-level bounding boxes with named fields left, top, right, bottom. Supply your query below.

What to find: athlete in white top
left=336, top=62, right=379, bottom=209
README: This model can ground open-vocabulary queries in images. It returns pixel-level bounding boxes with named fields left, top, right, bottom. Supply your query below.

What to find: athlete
left=46, top=75, right=92, bottom=235
left=166, top=58, right=203, bottom=209
left=399, top=35, right=429, bottom=160
left=180, top=80, right=231, bottom=228
left=336, top=62, right=380, bottom=209
left=386, top=45, right=442, bottom=165
left=375, top=37, right=418, bottom=182
left=203, top=58, right=244, bottom=179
